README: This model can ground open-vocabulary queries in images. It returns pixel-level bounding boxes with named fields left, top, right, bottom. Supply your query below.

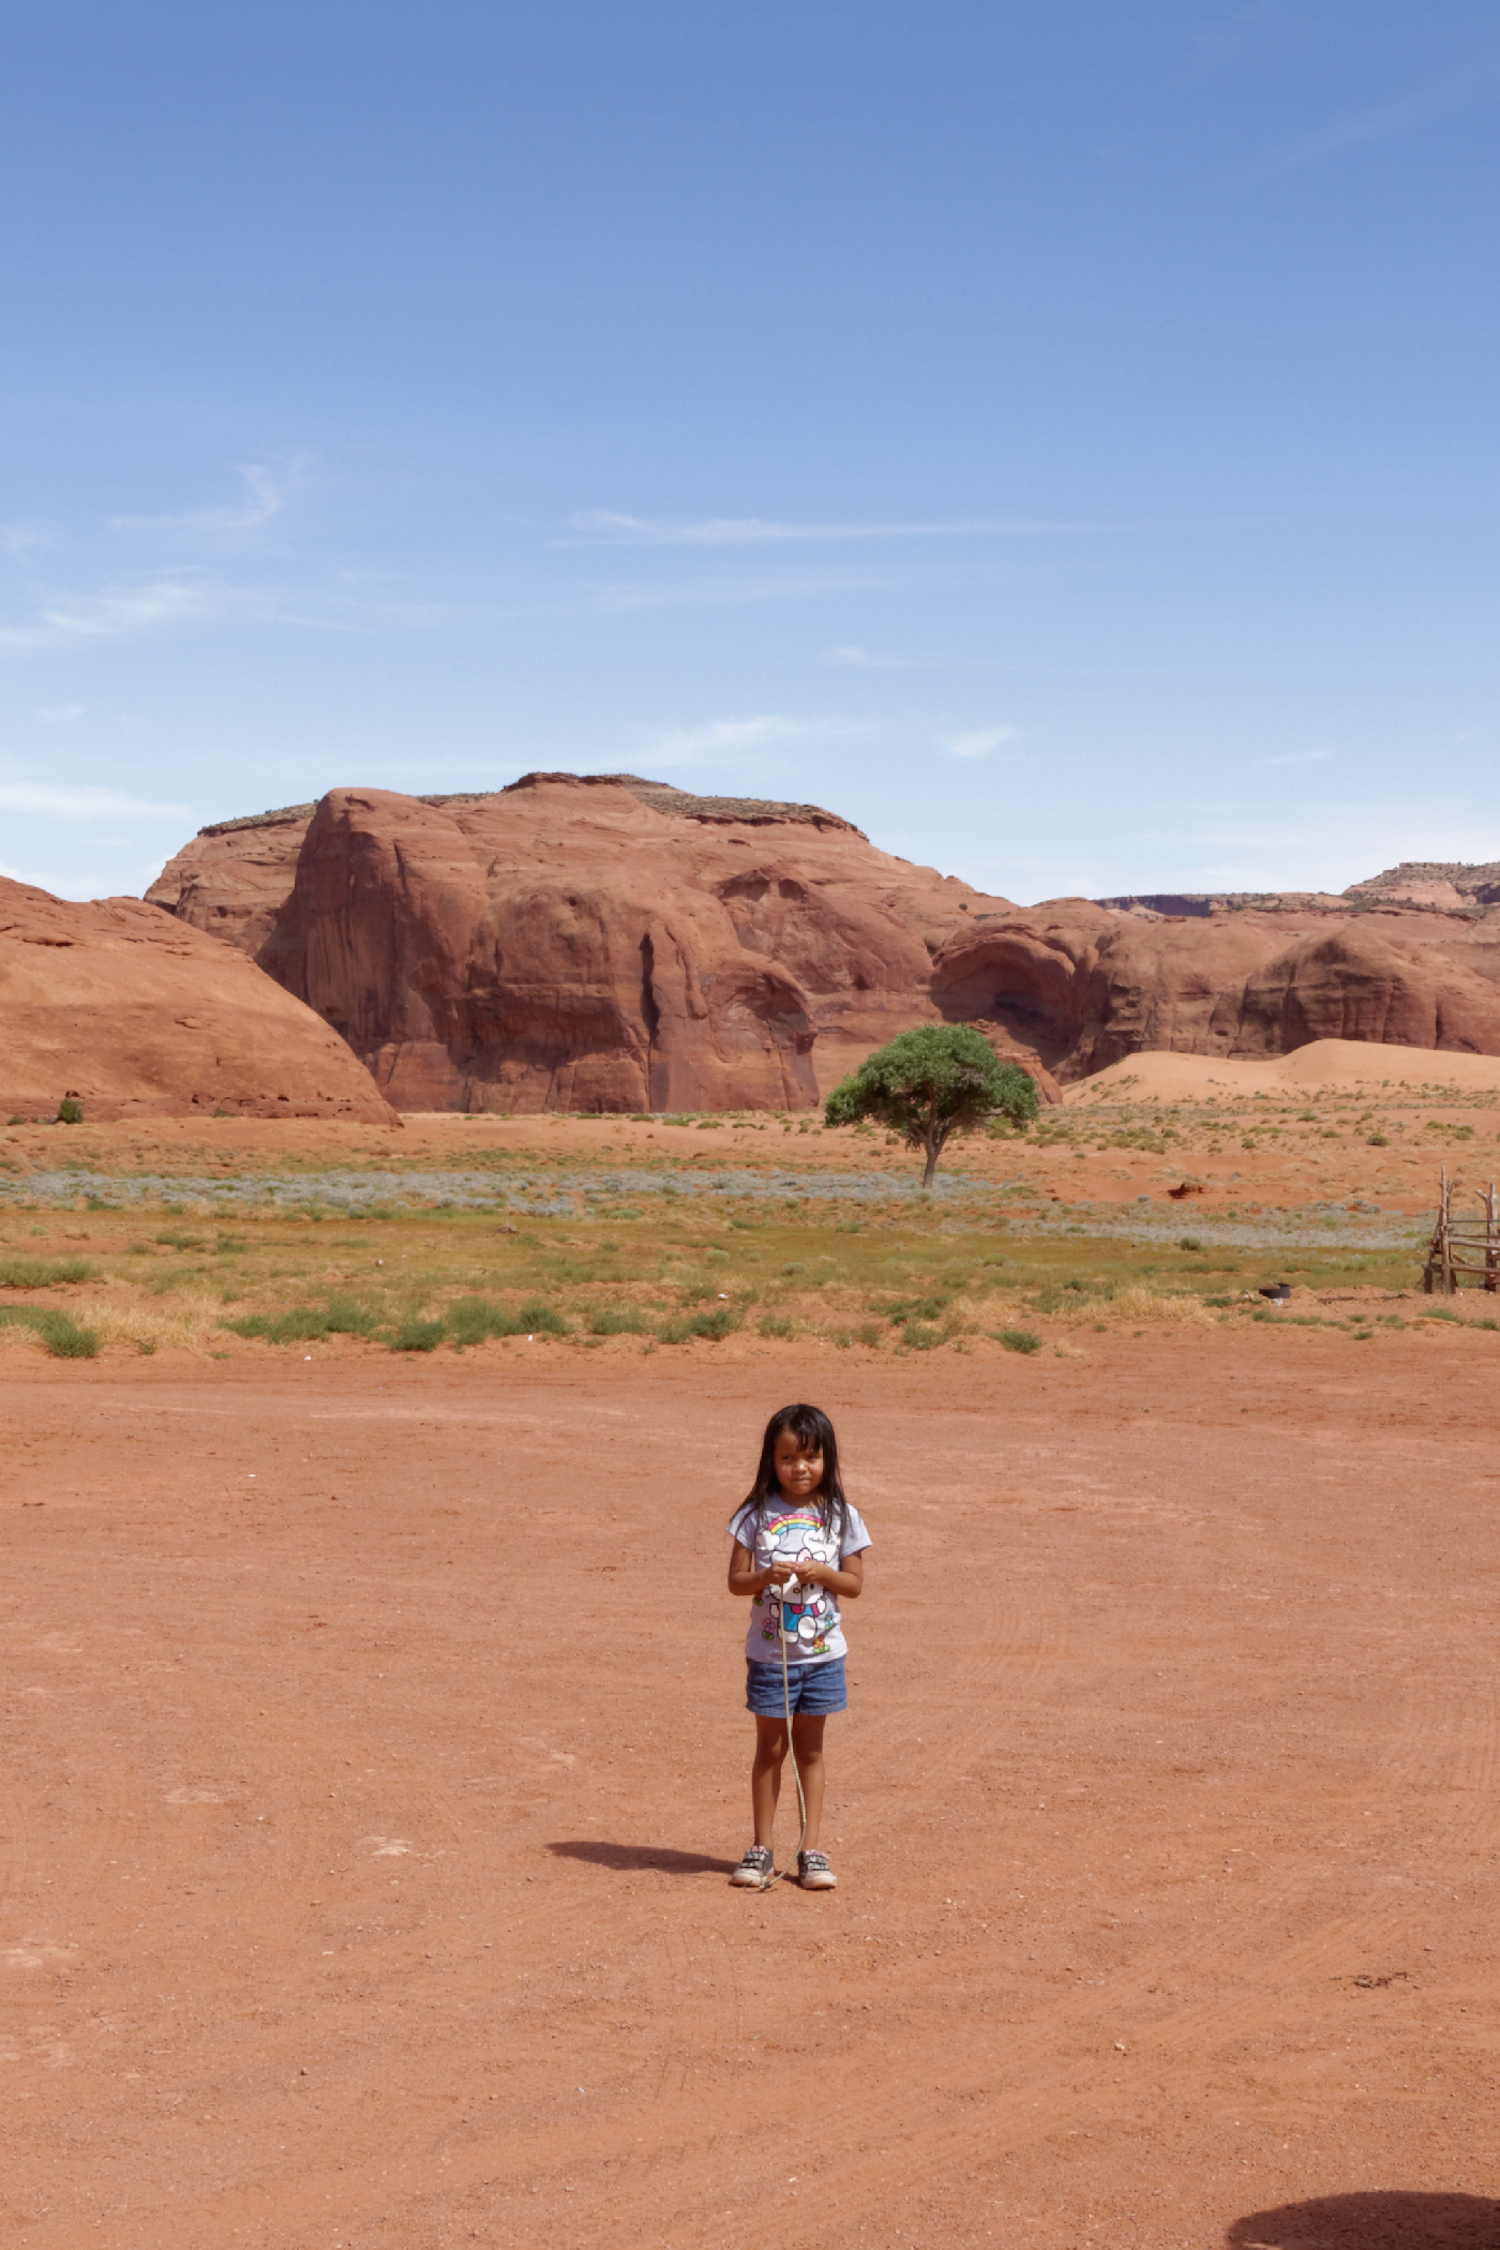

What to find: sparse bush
left=0, top=1257, right=95, bottom=1288
left=902, top=1319, right=943, bottom=1350
left=517, top=1299, right=570, bottom=1335
left=588, top=1306, right=651, bottom=1336
left=446, top=1298, right=525, bottom=1347
left=56, top=1095, right=83, bottom=1125
left=759, top=1314, right=796, bottom=1340
left=1000, top=1328, right=1043, bottom=1355
left=391, top=1315, right=446, bottom=1352
left=659, top=1307, right=738, bottom=1343
left=0, top=1305, right=99, bottom=1358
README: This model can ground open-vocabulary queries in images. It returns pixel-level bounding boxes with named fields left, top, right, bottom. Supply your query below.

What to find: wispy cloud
left=0, top=780, right=191, bottom=822
left=0, top=570, right=412, bottom=651
left=38, top=703, right=84, bottom=724
left=825, top=644, right=925, bottom=670
left=590, top=573, right=867, bottom=615
left=1260, top=57, right=1499, bottom=176
left=566, top=510, right=1085, bottom=547
left=638, top=714, right=871, bottom=769
left=0, top=573, right=232, bottom=649
left=946, top=726, right=1017, bottom=761
left=112, top=458, right=305, bottom=533
left=1256, top=748, right=1331, bottom=767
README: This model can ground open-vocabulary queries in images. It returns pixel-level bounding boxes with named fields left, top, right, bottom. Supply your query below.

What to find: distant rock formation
left=1342, top=861, right=1500, bottom=911
left=146, top=778, right=1500, bottom=1108
left=933, top=903, right=1500, bottom=1078
left=1100, top=860, right=1500, bottom=918
left=0, top=877, right=399, bottom=1123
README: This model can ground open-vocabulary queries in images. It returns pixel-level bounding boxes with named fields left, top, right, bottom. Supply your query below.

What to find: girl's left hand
left=793, top=1561, right=827, bottom=1590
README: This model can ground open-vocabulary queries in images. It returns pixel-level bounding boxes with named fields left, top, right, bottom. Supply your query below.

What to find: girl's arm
left=727, top=1539, right=777, bottom=1597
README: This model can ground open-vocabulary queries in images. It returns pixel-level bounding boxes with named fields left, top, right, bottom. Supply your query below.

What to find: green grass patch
left=223, top=1295, right=378, bottom=1345
left=0, top=1304, right=99, bottom=1357
left=1000, top=1328, right=1043, bottom=1354
left=445, top=1297, right=526, bottom=1346
left=587, top=1306, right=652, bottom=1335
left=658, top=1307, right=738, bottom=1343
left=391, top=1315, right=446, bottom=1353
left=0, top=1257, right=96, bottom=1287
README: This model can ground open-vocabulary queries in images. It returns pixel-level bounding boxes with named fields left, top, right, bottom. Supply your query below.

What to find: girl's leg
left=789, top=1713, right=827, bottom=1851
left=750, top=1715, right=788, bottom=1845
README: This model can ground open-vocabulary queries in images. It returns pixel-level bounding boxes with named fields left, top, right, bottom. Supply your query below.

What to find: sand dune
left=1066, top=1037, right=1500, bottom=1104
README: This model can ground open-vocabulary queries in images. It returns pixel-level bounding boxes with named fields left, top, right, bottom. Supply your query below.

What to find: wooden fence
left=1423, top=1168, right=1500, bottom=1294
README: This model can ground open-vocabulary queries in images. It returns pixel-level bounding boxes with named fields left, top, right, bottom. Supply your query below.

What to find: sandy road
left=2, top=1335, right=1499, bottom=2249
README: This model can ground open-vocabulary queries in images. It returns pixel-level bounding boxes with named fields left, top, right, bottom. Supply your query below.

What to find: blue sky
left=1, top=1, right=1496, bottom=905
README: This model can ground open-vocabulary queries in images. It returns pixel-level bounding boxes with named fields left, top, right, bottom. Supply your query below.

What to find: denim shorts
left=745, top=1654, right=848, bottom=1717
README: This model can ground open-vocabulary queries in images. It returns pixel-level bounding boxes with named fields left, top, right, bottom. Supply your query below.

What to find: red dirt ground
left=4, top=1338, right=1499, bottom=2250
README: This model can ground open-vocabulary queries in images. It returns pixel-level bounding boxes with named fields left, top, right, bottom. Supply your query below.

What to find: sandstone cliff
left=146, top=776, right=1500, bottom=1109
left=149, top=775, right=1025, bottom=1112
left=931, top=903, right=1500, bottom=1078
left=0, top=877, right=399, bottom=1123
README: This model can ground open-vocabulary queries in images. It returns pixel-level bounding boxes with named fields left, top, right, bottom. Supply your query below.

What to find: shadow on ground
left=547, top=1840, right=737, bottom=1875
left=1228, top=2193, right=1500, bottom=2247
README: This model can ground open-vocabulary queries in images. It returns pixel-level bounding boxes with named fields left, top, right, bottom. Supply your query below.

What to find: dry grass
left=1093, top=1282, right=1216, bottom=1327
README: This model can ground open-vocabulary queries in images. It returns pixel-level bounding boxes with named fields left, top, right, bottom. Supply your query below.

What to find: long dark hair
left=742, top=1402, right=847, bottom=1546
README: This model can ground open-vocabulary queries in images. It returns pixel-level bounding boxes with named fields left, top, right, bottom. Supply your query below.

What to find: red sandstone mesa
left=146, top=774, right=1500, bottom=1111
left=149, top=775, right=1043, bottom=1111
left=0, top=876, right=399, bottom=1123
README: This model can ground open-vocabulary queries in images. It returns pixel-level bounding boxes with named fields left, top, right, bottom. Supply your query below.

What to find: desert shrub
left=391, top=1315, right=446, bottom=1352
left=226, top=1307, right=335, bottom=1344
left=0, top=1305, right=99, bottom=1357
left=56, top=1095, right=83, bottom=1125
left=759, top=1314, right=796, bottom=1340
left=588, top=1306, right=651, bottom=1336
left=1000, top=1328, right=1043, bottom=1354
left=659, top=1307, right=737, bottom=1343
left=1177, top=1236, right=1205, bottom=1253
left=881, top=1292, right=953, bottom=1326
left=446, top=1297, right=524, bottom=1347
left=0, top=1257, right=96, bottom=1288
left=902, top=1319, right=943, bottom=1350
left=516, top=1299, right=570, bottom=1335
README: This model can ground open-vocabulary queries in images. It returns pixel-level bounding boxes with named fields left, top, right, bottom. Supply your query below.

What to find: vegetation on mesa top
left=823, top=1025, right=1039, bottom=1186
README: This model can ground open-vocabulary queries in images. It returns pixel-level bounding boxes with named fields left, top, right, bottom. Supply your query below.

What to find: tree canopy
left=823, top=1024, right=1039, bottom=1187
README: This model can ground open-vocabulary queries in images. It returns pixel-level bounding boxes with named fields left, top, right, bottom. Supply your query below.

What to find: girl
left=726, top=1402, right=872, bottom=1890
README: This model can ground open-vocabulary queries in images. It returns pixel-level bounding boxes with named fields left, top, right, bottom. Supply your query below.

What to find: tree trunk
left=921, top=1138, right=940, bottom=1189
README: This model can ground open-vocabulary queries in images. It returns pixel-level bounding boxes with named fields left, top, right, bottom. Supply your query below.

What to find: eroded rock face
left=931, top=906, right=1500, bottom=1076
left=0, top=877, right=399, bottom=1123
left=146, top=774, right=1500, bottom=1108
left=150, top=776, right=1023, bottom=1111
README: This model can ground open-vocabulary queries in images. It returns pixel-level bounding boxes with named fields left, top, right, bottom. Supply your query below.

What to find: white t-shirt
left=727, top=1496, right=873, bottom=1666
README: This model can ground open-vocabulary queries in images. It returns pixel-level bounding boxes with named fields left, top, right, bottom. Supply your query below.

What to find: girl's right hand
left=766, top=1560, right=798, bottom=1588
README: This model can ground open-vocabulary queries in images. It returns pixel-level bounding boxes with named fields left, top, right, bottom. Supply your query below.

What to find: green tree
left=823, top=1024, right=1039, bottom=1188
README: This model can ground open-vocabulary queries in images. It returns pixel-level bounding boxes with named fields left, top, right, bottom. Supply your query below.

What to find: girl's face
left=773, top=1429, right=824, bottom=1500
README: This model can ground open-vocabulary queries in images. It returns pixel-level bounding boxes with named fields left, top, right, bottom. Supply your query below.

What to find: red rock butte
left=0, top=877, right=398, bottom=1123
left=143, top=774, right=1500, bottom=1112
